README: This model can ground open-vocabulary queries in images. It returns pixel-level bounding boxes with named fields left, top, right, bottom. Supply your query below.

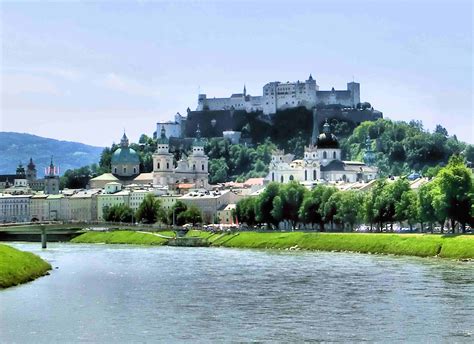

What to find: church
left=266, top=115, right=377, bottom=184
left=153, top=125, right=209, bottom=189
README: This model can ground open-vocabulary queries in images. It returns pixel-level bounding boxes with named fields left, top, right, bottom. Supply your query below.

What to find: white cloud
left=99, top=73, right=160, bottom=98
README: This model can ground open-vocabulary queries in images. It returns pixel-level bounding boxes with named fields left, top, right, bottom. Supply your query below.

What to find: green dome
left=157, top=125, right=169, bottom=144
left=111, top=147, right=140, bottom=164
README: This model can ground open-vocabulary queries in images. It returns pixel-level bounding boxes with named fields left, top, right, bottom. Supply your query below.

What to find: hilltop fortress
left=197, top=75, right=361, bottom=115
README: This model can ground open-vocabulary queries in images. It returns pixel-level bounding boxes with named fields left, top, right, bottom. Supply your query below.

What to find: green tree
left=335, top=191, right=363, bottom=231
left=103, top=204, right=134, bottom=223
left=280, top=181, right=307, bottom=229
left=235, top=197, right=257, bottom=226
left=255, top=182, right=280, bottom=229
left=436, top=155, right=474, bottom=232
left=270, top=196, right=284, bottom=228
left=181, top=206, right=202, bottom=226
left=395, top=189, right=419, bottom=231
left=135, top=194, right=162, bottom=224
left=418, top=182, right=437, bottom=232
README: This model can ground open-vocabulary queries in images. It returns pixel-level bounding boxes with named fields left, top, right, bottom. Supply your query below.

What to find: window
left=323, top=152, right=327, bottom=159
left=158, top=162, right=160, bottom=169
left=202, top=164, right=205, bottom=171
left=123, top=167, right=127, bottom=174
left=280, top=176, right=284, bottom=183
left=167, top=162, right=169, bottom=169
left=305, top=170, right=307, bottom=181
left=134, top=167, right=137, bottom=174
left=114, top=168, right=117, bottom=174
left=193, top=164, right=196, bottom=171
left=313, top=170, right=316, bottom=180
left=272, top=172, right=275, bottom=181
left=333, top=152, right=336, bottom=159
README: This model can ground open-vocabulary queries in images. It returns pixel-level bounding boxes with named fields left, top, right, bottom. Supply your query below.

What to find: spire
left=323, top=119, right=330, bottom=134
left=161, top=125, right=166, bottom=139
left=243, top=84, right=247, bottom=96
left=27, top=157, right=35, bottom=170
left=157, top=125, right=169, bottom=145
left=120, top=131, right=129, bottom=148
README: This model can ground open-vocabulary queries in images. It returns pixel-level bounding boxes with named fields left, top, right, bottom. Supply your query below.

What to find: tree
left=418, top=182, right=437, bottom=232
left=324, top=191, right=343, bottom=231
left=135, top=194, right=162, bottom=224
left=280, top=181, right=307, bottom=229
left=169, top=201, right=188, bottom=226
left=181, top=206, right=202, bottom=225
left=255, top=182, right=280, bottom=229
left=395, top=189, right=419, bottom=231
left=235, top=197, right=257, bottom=226
left=270, top=196, right=284, bottom=228
left=103, top=204, right=134, bottom=223
left=335, top=191, right=363, bottom=231
left=436, top=155, right=473, bottom=232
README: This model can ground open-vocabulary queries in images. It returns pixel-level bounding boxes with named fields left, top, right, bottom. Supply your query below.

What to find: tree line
left=235, top=156, right=474, bottom=233
left=102, top=194, right=202, bottom=226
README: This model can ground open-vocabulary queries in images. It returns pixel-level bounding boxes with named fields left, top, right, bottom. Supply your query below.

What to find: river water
left=1, top=243, right=474, bottom=343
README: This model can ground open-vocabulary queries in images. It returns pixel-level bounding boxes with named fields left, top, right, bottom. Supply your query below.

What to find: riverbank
left=70, top=230, right=474, bottom=259
left=186, top=231, right=474, bottom=259
left=0, top=244, right=51, bottom=289
left=70, top=230, right=174, bottom=245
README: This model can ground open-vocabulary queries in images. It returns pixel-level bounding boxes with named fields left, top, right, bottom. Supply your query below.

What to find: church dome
left=317, top=121, right=339, bottom=148
left=111, top=132, right=140, bottom=165
left=111, top=147, right=140, bottom=164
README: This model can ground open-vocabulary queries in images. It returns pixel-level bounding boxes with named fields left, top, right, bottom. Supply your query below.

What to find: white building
left=0, top=194, right=32, bottom=223
left=196, top=75, right=361, bottom=115
left=156, top=112, right=185, bottom=139
left=267, top=121, right=377, bottom=184
left=153, top=126, right=209, bottom=189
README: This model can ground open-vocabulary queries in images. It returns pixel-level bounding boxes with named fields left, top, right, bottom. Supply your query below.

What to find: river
left=1, top=243, right=474, bottom=343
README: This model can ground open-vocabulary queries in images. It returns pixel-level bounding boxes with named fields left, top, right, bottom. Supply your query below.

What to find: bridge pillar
left=41, top=227, right=47, bottom=249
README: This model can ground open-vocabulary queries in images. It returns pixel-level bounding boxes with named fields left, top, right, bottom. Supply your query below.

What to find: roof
left=90, top=173, right=119, bottom=182
left=111, top=147, right=140, bottom=164
left=177, top=183, right=195, bottom=189
left=0, top=174, right=16, bottom=183
left=133, top=173, right=153, bottom=181
left=317, top=132, right=339, bottom=149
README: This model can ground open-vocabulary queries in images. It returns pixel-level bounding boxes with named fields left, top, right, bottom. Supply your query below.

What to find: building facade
left=153, top=126, right=209, bottom=189
left=196, top=75, right=361, bottom=115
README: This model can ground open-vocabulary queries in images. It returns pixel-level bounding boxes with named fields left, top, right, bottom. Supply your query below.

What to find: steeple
left=323, top=119, right=331, bottom=134
left=27, top=157, right=35, bottom=170
left=120, top=131, right=129, bottom=148
left=48, top=156, right=56, bottom=176
left=243, top=84, right=247, bottom=96
left=157, top=125, right=169, bottom=145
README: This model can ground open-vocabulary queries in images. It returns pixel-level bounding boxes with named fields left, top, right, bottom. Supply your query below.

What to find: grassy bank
left=71, top=230, right=175, bottom=245
left=186, top=231, right=474, bottom=259
left=0, top=244, right=51, bottom=289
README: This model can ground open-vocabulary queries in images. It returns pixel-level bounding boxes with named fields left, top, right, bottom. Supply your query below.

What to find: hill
left=0, top=132, right=103, bottom=176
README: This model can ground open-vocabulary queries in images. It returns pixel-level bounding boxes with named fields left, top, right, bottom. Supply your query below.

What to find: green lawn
left=186, top=230, right=474, bottom=259
left=0, top=244, right=51, bottom=289
left=71, top=230, right=175, bottom=245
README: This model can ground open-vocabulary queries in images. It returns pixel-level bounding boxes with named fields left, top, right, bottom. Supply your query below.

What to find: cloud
left=3, top=66, right=84, bottom=82
left=1, top=74, right=60, bottom=96
left=99, top=73, right=160, bottom=98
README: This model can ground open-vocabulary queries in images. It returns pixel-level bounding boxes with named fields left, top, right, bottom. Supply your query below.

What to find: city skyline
left=1, top=0, right=472, bottom=146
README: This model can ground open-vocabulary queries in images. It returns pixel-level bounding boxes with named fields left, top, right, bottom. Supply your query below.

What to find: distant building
left=196, top=74, right=361, bottom=115
left=44, top=158, right=60, bottom=195
left=156, top=112, right=185, bottom=139
left=111, top=133, right=140, bottom=178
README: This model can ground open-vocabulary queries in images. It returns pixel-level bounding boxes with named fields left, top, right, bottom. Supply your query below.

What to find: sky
left=1, top=0, right=472, bottom=147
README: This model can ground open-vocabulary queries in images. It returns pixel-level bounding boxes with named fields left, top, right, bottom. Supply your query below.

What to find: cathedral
left=153, top=125, right=209, bottom=188
left=266, top=113, right=377, bottom=184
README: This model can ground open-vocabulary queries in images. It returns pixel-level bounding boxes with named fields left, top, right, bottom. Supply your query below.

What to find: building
left=0, top=194, right=32, bottom=223
left=267, top=114, right=377, bottom=184
left=180, top=189, right=240, bottom=224
left=30, top=194, right=49, bottom=221
left=156, top=112, right=185, bottom=139
left=196, top=74, right=361, bottom=115
left=97, top=190, right=130, bottom=221
left=153, top=126, right=209, bottom=189
left=44, top=158, right=60, bottom=195
left=217, top=203, right=237, bottom=225
left=69, top=190, right=100, bottom=222
left=111, top=132, right=140, bottom=178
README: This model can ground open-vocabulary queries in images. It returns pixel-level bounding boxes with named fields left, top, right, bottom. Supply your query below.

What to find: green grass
left=186, top=230, right=474, bottom=259
left=0, top=244, right=52, bottom=289
left=71, top=230, right=175, bottom=245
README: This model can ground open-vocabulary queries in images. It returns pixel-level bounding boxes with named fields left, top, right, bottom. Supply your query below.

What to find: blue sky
left=1, top=0, right=472, bottom=146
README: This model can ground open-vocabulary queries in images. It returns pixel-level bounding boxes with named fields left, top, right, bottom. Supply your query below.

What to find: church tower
left=26, top=158, right=37, bottom=182
left=189, top=125, right=209, bottom=188
left=44, top=157, right=60, bottom=195
left=152, top=126, right=174, bottom=185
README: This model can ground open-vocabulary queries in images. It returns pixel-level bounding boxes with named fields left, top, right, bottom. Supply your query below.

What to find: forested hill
left=0, top=132, right=103, bottom=176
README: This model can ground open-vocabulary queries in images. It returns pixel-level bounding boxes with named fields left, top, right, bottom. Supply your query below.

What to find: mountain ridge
left=0, top=132, right=104, bottom=176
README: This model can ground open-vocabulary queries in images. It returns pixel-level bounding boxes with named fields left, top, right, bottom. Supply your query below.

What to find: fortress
left=196, top=75, right=361, bottom=115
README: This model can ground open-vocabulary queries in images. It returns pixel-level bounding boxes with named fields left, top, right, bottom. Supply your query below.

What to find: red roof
left=178, top=183, right=195, bottom=189
left=244, top=178, right=265, bottom=186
